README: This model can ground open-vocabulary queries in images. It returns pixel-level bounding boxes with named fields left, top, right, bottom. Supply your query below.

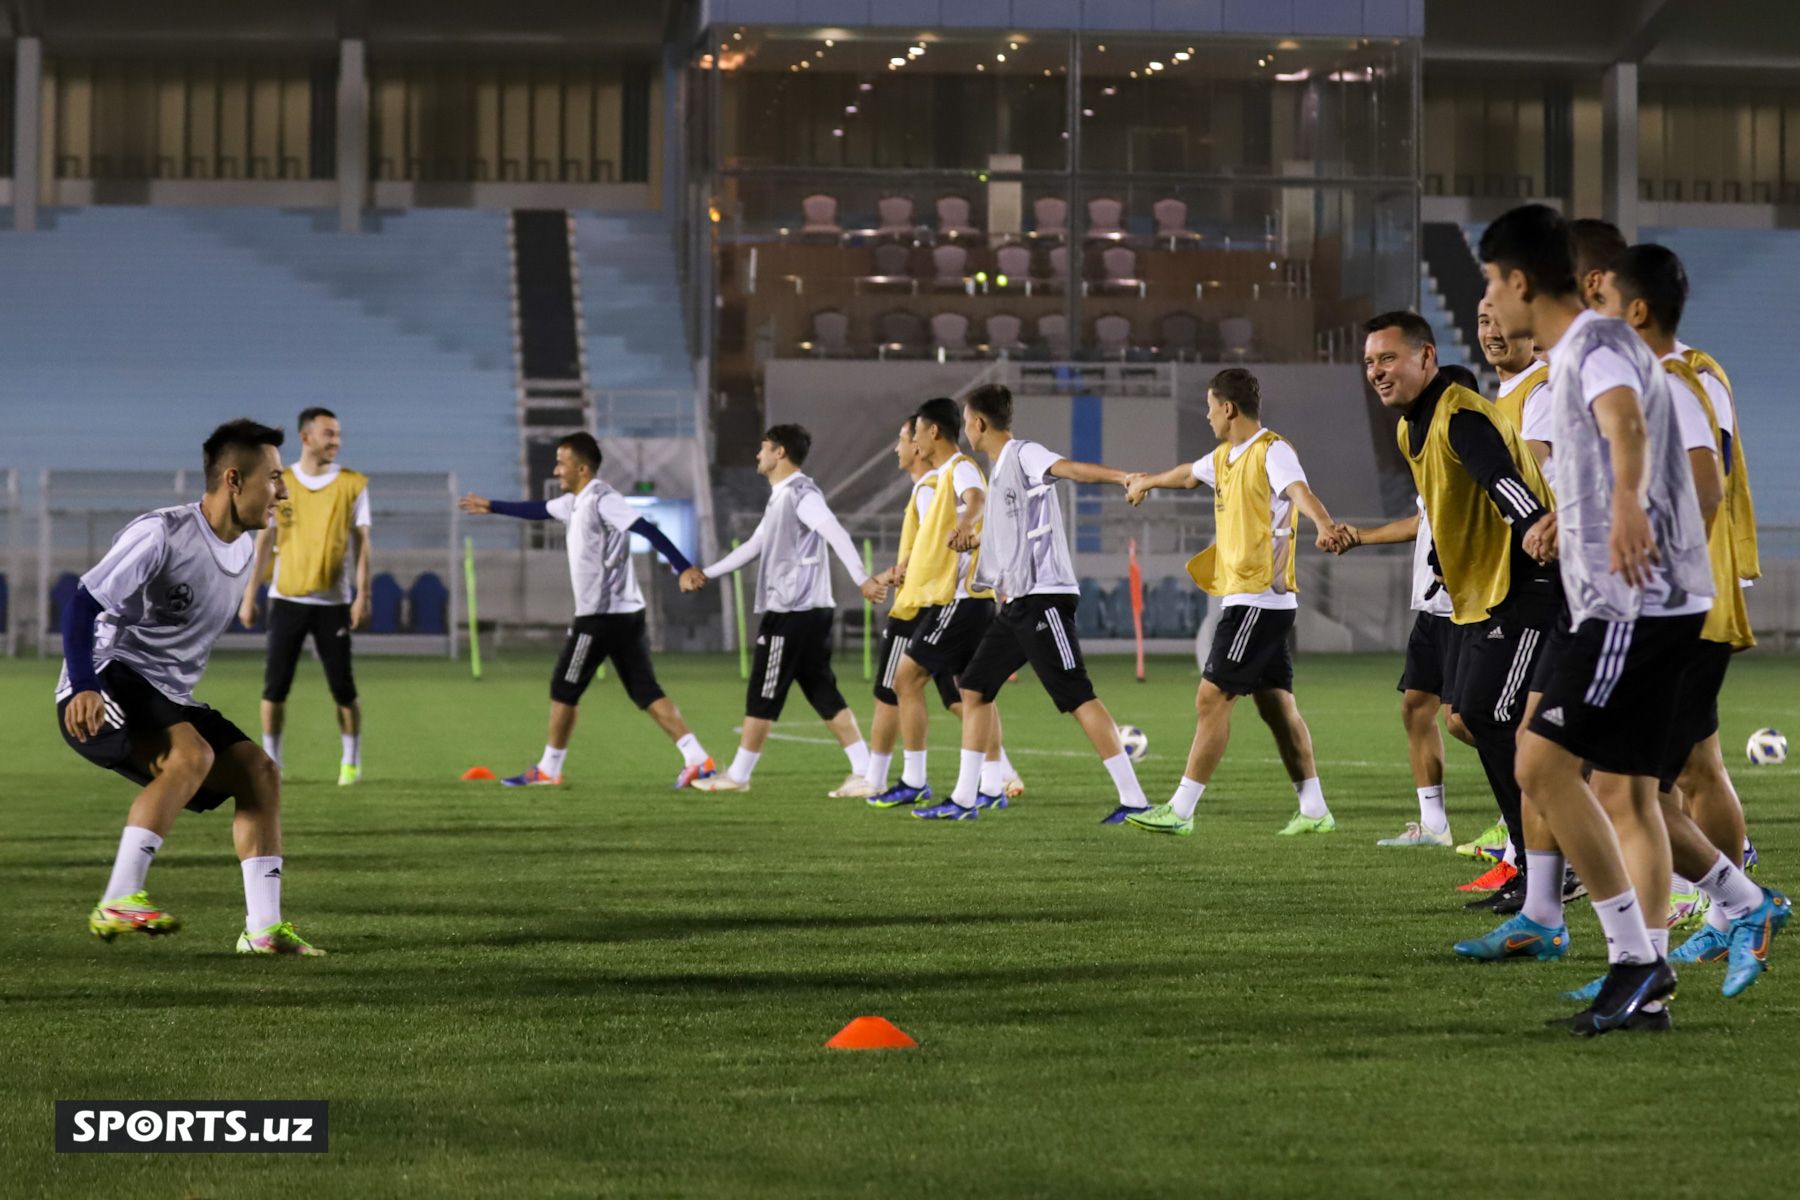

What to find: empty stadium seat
left=409, top=573, right=450, bottom=634
left=369, top=573, right=404, bottom=633
left=1032, top=196, right=1067, bottom=239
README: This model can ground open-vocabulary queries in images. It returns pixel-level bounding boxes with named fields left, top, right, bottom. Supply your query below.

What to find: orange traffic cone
left=461, top=766, right=496, bottom=780
left=826, top=1016, right=917, bottom=1049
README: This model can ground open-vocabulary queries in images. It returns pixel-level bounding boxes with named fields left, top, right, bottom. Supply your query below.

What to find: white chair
left=1048, top=246, right=1069, bottom=281
left=877, top=196, right=915, bottom=237
left=1101, top=246, right=1137, bottom=284
left=810, top=311, right=850, bottom=356
left=1087, top=197, right=1124, bottom=239
left=1153, top=198, right=1188, bottom=241
left=1033, top=196, right=1067, bottom=239
left=936, top=195, right=978, bottom=239
left=985, top=314, right=1024, bottom=356
left=932, top=244, right=969, bottom=289
left=872, top=243, right=912, bottom=279
left=1038, top=313, right=1070, bottom=360
left=931, top=311, right=971, bottom=358
left=1095, top=314, right=1132, bottom=359
left=995, top=245, right=1032, bottom=285
left=801, top=194, right=841, bottom=235
left=1220, top=317, right=1254, bottom=361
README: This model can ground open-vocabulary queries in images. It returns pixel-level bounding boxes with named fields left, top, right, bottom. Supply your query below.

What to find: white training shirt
left=913, top=457, right=986, bottom=600
left=703, top=471, right=870, bottom=593
left=1500, top=368, right=1556, bottom=489
left=270, top=463, right=372, bottom=606
left=546, top=478, right=647, bottom=616
left=1192, top=435, right=1307, bottom=610
left=1411, top=497, right=1454, bottom=617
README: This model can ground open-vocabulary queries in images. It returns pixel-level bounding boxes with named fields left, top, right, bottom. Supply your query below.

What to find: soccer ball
left=1118, top=725, right=1149, bottom=764
left=1746, top=728, right=1788, bottom=766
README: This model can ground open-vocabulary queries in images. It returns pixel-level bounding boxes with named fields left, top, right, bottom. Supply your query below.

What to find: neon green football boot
left=1456, top=820, right=1507, bottom=861
left=337, top=763, right=361, bottom=786
left=237, top=921, right=327, bottom=956
left=1277, top=811, right=1336, bottom=836
left=89, top=892, right=181, bottom=941
left=1125, top=802, right=1194, bottom=836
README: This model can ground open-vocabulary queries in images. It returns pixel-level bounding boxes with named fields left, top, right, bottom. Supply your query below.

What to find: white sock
left=844, top=739, right=871, bottom=776
left=1649, top=927, right=1669, bottom=959
left=1293, top=777, right=1328, bottom=820
left=1502, top=839, right=1519, bottom=867
left=241, top=855, right=282, bottom=933
left=676, top=732, right=709, bottom=768
left=1697, top=851, right=1764, bottom=921
left=1522, top=850, right=1565, bottom=928
left=999, top=748, right=1016, bottom=779
left=538, top=745, right=568, bottom=778
left=341, top=734, right=360, bottom=767
left=1170, top=777, right=1205, bottom=820
left=1672, top=873, right=1695, bottom=894
left=865, top=751, right=892, bottom=789
left=1591, top=887, right=1657, bottom=965
left=1416, top=784, right=1446, bottom=832
left=951, top=748, right=984, bottom=808
left=102, top=826, right=163, bottom=902
left=727, top=746, right=760, bottom=784
left=980, top=760, right=1005, bottom=797
left=263, top=734, right=283, bottom=769
left=1706, top=897, right=1731, bottom=933
left=1102, top=751, right=1148, bottom=810
left=902, top=750, right=929, bottom=788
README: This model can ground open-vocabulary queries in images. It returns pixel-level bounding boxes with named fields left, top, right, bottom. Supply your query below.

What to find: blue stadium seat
left=369, top=573, right=404, bottom=633
left=408, top=573, right=449, bottom=634
left=49, top=572, right=80, bottom=634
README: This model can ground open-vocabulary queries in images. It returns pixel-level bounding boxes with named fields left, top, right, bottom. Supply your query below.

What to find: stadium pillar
left=337, top=39, right=368, bottom=234
left=12, top=37, right=41, bottom=233
left=1601, top=61, right=1639, bottom=242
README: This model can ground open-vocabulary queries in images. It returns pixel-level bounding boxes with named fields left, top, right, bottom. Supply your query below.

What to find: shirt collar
left=1545, top=307, right=1600, bottom=370
left=1496, top=365, right=1541, bottom=398
left=769, top=470, right=808, bottom=495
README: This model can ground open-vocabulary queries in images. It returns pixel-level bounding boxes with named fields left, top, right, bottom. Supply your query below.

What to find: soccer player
left=1480, top=203, right=1713, bottom=1033
left=458, top=432, right=715, bottom=788
left=62, top=419, right=323, bottom=955
left=679, top=424, right=886, bottom=792
left=1328, top=365, right=1488, bottom=849
left=913, top=383, right=1149, bottom=821
left=1122, top=368, right=1344, bottom=837
left=831, top=417, right=965, bottom=800
left=240, top=407, right=371, bottom=786
left=873, top=396, right=1021, bottom=809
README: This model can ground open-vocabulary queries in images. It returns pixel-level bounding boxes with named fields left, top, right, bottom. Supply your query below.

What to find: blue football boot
left=868, top=782, right=931, bottom=809
left=1453, top=914, right=1570, bottom=962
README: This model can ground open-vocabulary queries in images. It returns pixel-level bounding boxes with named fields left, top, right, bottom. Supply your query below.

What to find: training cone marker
left=826, top=1016, right=917, bottom=1050
left=461, top=766, right=496, bottom=781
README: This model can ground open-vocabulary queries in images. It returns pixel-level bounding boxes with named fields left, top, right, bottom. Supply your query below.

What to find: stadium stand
left=571, top=212, right=697, bottom=438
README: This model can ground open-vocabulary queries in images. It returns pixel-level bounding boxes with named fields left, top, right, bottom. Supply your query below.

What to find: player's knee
left=243, top=750, right=282, bottom=803
left=1401, top=690, right=1436, bottom=727
left=164, top=738, right=216, bottom=784
left=1446, top=711, right=1472, bottom=743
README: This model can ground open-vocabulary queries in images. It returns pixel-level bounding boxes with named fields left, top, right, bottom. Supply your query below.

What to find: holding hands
left=1123, top=473, right=1153, bottom=507
left=1318, top=523, right=1360, bottom=554
left=860, top=577, right=889, bottom=603
left=1523, top=511, right=1560, bottom=564
left=678, top=567, right=708, bottom=593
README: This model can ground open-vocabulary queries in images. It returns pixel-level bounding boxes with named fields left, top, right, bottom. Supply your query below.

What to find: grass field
left=5, top=648, right=1800, bottom=1199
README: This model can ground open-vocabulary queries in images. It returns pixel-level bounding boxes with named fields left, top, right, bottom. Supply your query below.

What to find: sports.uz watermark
left=55, top=1101, right=328, bottom=1153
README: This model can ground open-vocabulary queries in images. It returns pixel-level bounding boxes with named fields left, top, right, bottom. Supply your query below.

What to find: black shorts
left=1398, top=611, right=1462, bottom=698
left=1454, top=590, right=1558, bottom=733
left=1526, top=612, right=1706, bottom=778
left=960, top=594, right=1097, bottom=714
left=906, top=597, right=996, bottom=678
left=263, top=598, right=357, bottom=706
left=1660, top=639, right=1734, bottom=786
left=58, top=662, right=251, bottom=813
left=874, top=616, right=961, bottom=710
left=550, top=611, right=666, bottom=709
left=1204, top=604, right=1296, bottom=697
left=747, top=607, right=848, bottom=722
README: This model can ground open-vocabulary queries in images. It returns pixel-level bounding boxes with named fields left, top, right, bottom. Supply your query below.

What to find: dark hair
left=203, top=418, right=285, bottom=487
left=1613, top=243, right=1688, bottom=334
left=763, top=423, right=812, bottom=466
left=1363, top=310, right=1436, bottom=350
left=1478, top=205, right=1578, bottom=299
left=1208, top=367, right=1261, bottom=419
left=297, top=406, right=337, bottom=432
left=1569, top=218, right=1628, bottom=282
left=556, top=431, right=603, bottom=469
left=1437, top=364, right=1480, bottom=392
left=964, top=383, right=1014, bottom=431
left=914, top=396, right=963, bottom=445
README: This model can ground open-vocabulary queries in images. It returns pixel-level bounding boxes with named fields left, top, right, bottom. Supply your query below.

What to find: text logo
left=56, top=1101, right=328, bottom=1154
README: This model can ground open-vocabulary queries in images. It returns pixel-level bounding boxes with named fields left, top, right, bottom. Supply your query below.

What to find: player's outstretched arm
left=1333, top=513, right=1419, bottom=554
left=627, top=517, right=695, bottom=575
left=460, top=495, right=553, bottom=520
left=694, top=523, right=767, bottom=590
left=1048, top=458, right=1132, bottom=488
left=1283, top=482, right=1344, bottom=552
left=1124, top=463, right=1200, bottom=506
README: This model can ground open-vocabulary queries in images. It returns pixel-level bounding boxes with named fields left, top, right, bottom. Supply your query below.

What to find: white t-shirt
left=546, top=478, right=648, bottom=615
left=913, top=457, right=986, bottom=600
left=702, top=471, right=870, bottom=588
left=1412, top=497, right=1454, bottom=617
left=270, top=463, right=373, bottom=605
left=1193, top=434, right=1307, bottom=610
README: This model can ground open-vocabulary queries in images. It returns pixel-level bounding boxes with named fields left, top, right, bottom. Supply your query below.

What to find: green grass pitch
left=5, top=649, right=1800, bottom=1198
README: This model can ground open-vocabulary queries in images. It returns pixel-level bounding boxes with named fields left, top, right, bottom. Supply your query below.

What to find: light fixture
left=832, top=128, right=844, bottom=137
left=1009, top=41, right=1018, bottom=49
left=825, top=39, right=834, bottom=47
left=800, top=60, right=810, bottom=68
left=890, top=57, right=905, bottom=66
left=1174, top=51, right=1190, bottom=61
left=1148, top=61, right=1163, bottom=70
left=1102, top=86, right=1116, bottom=95
left=859, top=82, right=872, bottom=90
left=1082, top=108, right=1094, bottom=116
left=1129, top=70, right=1138, bottom=77
left=976, top=63, right=985, bottom=71
left=996, top=53, right=1006, bottom=61
left=732, top=31, right=741, bottom=39
left=1097, top=44, right=1106, bottom=51
left=814, top=50, right=822, bottom=57
left=845, top=104, right=857, bottom=113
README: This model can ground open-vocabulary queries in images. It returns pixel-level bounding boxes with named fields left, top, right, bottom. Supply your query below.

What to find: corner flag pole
left=1128, top=536, right=1145, bottom=682
left=463, top=536, right=482, bottom=680
left=862, top=538, right=874, bottom=681
left=731, top=538, right=749, bottom=680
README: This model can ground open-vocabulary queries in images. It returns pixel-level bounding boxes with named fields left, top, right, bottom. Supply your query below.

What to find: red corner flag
left=1128, top=537, right=1146, bottom=682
